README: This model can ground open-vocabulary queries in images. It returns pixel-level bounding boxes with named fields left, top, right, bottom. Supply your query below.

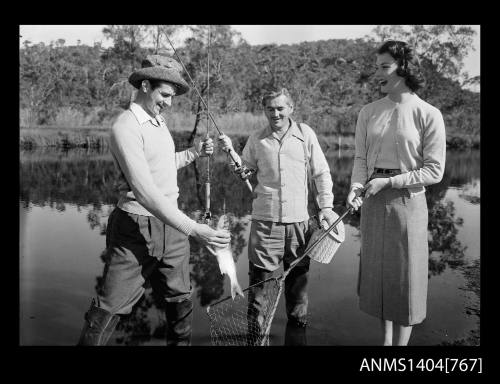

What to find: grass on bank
left=20, top=111, right=478, bottom=150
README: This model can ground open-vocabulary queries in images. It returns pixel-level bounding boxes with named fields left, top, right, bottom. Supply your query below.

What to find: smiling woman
left=374, top=41, right=425, bottom=94
left=347, top=40, right=447, bottom=347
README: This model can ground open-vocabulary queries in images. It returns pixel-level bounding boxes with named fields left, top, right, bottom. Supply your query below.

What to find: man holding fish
left=219, top=88, right=336, bottom=337
left=77, top=55, right=230, bottom=346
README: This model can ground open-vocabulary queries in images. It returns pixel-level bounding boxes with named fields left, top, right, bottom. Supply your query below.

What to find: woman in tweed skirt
left=346, top=41, right=446, bottom=345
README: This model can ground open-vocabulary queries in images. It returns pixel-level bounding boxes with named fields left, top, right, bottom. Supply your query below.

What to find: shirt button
left=281, top=183, right=285, bottom=187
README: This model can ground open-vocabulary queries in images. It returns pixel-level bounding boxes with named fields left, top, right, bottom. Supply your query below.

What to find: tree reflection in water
left=427, top=199, right=467, bottom=275
left=20, top=145, right=479, bottom=344
left=425, top=165, right=468, bottom=275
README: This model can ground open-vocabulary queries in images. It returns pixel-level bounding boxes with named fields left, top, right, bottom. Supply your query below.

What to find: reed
left=19, top=111, right=479, bottom=150
left=20, top=127, right=110, bottom=149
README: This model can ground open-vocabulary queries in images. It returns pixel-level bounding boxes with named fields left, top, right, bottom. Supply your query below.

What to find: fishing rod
left=204, top=26, right=212, bottom=223
left=165, top=32, right=253, bottom=193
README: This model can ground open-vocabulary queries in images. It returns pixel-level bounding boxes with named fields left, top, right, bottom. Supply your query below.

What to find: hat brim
left=129, top=67, right=190, bottom=95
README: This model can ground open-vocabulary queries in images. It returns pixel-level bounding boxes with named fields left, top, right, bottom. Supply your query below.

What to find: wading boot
left=77, top=298, right=120, bottom=346
left=165, top=299, right=193, bottom=346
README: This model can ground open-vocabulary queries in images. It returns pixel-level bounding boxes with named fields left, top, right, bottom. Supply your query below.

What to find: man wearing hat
left=219, top=88, right=338, bottom=343
left=77, top=55, right=230, bottom=346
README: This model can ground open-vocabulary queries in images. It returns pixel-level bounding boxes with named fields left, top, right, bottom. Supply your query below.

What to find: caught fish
left=207, top=214, right=244, bottom=299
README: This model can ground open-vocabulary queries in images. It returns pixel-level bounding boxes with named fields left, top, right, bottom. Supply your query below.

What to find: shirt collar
left=259, top=118, right=304, bottom=141
left=129, top=102, right=161, bottom=127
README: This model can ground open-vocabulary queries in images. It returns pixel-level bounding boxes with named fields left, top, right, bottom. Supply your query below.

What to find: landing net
left=206, top=277, right=283, bottom=346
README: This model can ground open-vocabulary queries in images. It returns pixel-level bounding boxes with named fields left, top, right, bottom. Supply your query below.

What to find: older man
left=77, top=55, right=230, bottom=346
left=219, top=88, right=336, bottom=342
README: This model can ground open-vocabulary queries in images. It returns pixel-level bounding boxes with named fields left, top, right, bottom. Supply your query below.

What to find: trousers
left=78, top=207, right=193, bottom=345
left=246, top=220, right=311, bottom=344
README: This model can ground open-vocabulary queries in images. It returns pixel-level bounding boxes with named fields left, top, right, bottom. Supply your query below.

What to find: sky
left=19, top=24, right=480, bottom=82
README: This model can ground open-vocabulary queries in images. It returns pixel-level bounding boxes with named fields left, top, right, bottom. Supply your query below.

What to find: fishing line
left=165, top=32, right=253, bottom=193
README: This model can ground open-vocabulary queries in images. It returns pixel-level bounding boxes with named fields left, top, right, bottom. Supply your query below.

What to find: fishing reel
left=233, top=164, right=255, bottom=181
left=203, top=210, right=212, bottom=224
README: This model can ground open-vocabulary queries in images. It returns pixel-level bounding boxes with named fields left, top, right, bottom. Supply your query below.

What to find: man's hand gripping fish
left=207, top=215, right=244, bottom=299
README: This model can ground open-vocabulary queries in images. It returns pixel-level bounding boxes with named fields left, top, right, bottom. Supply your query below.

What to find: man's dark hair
left=377, top=40, right=426, bottom=92
left=261, top=88, right=294, bottom=107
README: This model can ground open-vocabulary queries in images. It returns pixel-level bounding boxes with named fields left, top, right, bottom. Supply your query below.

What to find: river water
left=19, top=146, right=480, bottom=346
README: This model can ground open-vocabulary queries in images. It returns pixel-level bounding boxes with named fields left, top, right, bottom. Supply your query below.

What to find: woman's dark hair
left=377, top=40, right=426, bottom=92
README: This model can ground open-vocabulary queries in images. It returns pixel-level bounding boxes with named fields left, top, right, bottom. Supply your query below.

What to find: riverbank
left=19, top=126, right=355, bottom=151
left=20, top=126, right=479, bottom=150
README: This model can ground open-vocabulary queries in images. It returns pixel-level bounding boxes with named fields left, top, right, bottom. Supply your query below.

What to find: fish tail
left=231, top=281, right=244, bottom=299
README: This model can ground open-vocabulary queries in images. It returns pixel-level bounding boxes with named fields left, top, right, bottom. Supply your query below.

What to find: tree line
left=19, top=25, right=479, bottom=140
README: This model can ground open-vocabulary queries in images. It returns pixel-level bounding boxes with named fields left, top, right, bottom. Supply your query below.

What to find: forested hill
left=19, top=31, right=479, bottom=142
left=194, top=38, right=479, bottom=138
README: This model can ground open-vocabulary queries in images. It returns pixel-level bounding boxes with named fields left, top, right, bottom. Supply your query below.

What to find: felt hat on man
left=128, top=55, right=190, bottom=95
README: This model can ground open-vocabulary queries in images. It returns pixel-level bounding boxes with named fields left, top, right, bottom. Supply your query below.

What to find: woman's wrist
left=350, top=183, right=364, bottom=193
left=387, top=177, right=394, bottom=189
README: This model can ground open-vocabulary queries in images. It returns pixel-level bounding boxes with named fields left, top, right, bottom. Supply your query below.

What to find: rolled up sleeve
left=175, top=146, right=199, bottom=169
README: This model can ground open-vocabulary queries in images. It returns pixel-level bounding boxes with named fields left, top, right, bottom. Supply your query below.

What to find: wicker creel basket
left=306, top=212, right=346, bottom=264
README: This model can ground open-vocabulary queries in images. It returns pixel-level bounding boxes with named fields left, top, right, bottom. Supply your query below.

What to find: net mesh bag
left=206, top=277, right=283, bottom=346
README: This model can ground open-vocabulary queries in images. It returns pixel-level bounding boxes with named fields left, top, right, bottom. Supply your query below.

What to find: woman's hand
left=364, top=178, right=391, bottom=198
left=346, top=187, right=364, bottom=211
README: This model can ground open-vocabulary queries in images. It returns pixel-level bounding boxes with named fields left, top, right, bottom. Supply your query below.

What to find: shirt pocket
left=253, top=191, right=275, bottom=217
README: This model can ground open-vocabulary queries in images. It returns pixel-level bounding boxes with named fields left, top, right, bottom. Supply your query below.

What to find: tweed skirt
left=357, top=180, right=429, bottom=326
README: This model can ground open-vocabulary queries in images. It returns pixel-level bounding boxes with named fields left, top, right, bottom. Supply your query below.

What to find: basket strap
left=297, top=123, right=320, bottom=216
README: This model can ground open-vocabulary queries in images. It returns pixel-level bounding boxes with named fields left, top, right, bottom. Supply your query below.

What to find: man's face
left=144, top=81, right=176, bottom=116
left=374, top=53, right=405, bottom=94
left=264, top=95, right=293, bottom=131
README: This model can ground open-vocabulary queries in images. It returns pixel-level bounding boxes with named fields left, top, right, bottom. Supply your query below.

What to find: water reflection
left=19, top=146, right=480, bottom=345
left=424, top=151, right=479, bottom=274
left=284, top=321, right=308, bottom=346
left=427, top=200, right=467, bottom=275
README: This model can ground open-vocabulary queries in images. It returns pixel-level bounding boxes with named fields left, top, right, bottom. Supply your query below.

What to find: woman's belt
left=373, top=168, right=401, bottom=175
